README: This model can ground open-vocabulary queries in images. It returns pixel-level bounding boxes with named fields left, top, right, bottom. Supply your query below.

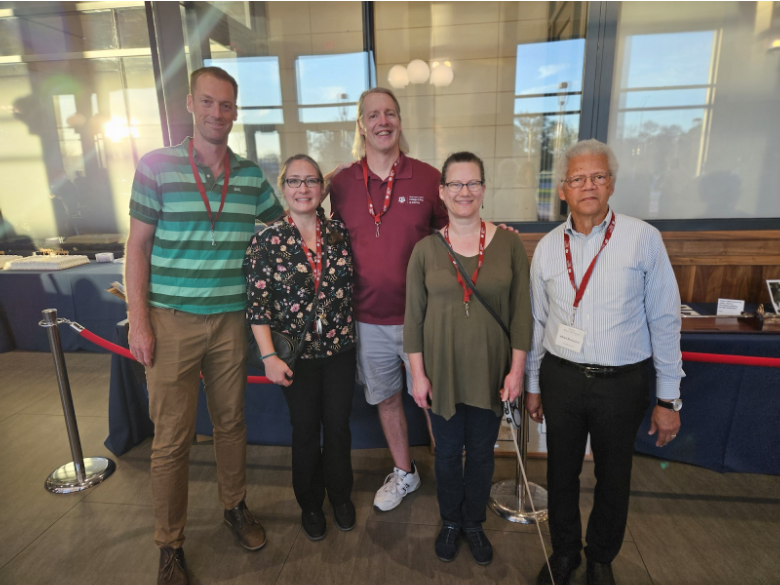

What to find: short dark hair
left=440, top=151, right=486, bottom=185
left=190, top=66, right=238, bottom=101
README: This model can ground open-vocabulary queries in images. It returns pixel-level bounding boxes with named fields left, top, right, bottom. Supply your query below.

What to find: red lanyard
left=287, top=216, right=322, bottom=290
left=361, top=156, right=400, bottom=238
left=443, top=221, right=486, bottom=317
left=188, top=139, right=230, bottom=247
left=563, top=213, right=616, bottom=324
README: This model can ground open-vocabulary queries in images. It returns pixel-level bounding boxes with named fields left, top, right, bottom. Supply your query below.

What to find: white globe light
left=387, top=64, right=409, bottom=89
left=430, top=63, right=454, bottom=87
left=406, top=59, right=430, bottom=84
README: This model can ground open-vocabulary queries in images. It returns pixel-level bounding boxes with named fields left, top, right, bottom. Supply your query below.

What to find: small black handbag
left=247, top=236, right=327, bottom=376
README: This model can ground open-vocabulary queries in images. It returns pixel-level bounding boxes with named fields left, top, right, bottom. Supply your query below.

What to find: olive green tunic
left=403, top=228, right=533, bottom=420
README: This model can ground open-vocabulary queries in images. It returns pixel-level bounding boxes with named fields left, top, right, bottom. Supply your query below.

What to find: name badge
left=555, top=324, right=586, bottom=353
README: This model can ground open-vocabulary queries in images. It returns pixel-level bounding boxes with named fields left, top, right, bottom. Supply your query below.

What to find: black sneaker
left=332, top=500, right=356, bottom=531
left=302, top=510, right=326, bottom=541
left=463, top=526, right=493, bottom=566
left=435, top=522, right=461, bottom=562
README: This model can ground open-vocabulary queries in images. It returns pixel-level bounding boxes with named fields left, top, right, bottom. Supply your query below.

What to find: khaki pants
left=146, top=307, right=248, bottom=549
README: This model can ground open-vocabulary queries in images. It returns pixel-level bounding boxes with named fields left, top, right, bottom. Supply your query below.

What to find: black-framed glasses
left=444, top=180, right=484, bottom=194
left=561, top=173, right=612, bottom=188
left=284, top=178, right=322, bottom=188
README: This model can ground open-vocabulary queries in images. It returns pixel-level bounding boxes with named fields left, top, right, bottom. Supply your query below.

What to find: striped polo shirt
left=129, top=137, right=284, bottom=314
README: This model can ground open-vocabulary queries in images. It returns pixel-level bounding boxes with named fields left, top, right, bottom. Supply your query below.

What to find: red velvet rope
left=681, top=351, right=780, bottom=368
left=74, top=326, right=780, bottom=380
left=76, top=327, right=272, bottom=384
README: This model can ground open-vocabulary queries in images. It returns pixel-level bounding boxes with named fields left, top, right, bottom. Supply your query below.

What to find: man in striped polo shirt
left=125, top=66, right=283, bottom=585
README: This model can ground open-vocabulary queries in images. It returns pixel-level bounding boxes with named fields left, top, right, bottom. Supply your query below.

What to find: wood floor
left=1, top=351, right=778, bottom=585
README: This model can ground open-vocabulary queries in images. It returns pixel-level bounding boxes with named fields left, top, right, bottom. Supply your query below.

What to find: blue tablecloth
left=105, top=321, right=431, bottom=456
left=634, top=332, right=780, bottom=475
left=0, top=262, right=126, bottom=353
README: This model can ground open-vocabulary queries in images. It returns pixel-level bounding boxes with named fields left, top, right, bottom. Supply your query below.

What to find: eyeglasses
left=284, top=178, right=322, bottom=188
left=444, top=181, right=485, bottom=194
left=561, top=173, right=612, bottom=188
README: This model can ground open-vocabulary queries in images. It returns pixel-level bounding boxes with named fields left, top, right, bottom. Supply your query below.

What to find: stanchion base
left=489, top=479, right=549, bottom=524
left=45, top=457, right=116, bottom=494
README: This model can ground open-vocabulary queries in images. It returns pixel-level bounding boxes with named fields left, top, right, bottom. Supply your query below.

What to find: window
left=0, top=1, right=163, bottom=248
left=375, top=1, right=588, bottom=222
left=608, top=2, right=780, bottom=220
left=183, top=1, right=367, bottom=204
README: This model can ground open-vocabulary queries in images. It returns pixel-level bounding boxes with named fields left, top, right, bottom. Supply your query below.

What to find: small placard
left=716, top=298, right=745, bottom=316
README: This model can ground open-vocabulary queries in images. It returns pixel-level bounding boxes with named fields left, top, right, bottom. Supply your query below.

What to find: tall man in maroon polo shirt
left=328, top=87, right=447, bottom=511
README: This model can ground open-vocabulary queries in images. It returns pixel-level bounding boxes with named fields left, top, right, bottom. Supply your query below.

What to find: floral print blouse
left=244, top=218, right=355, bottom=359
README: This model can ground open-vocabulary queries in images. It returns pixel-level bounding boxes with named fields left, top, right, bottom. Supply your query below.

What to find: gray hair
left=554, top=139, right=619, bottom=186
left=351, top=87, right=410, bottom=160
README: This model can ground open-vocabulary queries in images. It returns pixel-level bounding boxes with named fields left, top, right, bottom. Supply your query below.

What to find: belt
left=554, top=356, right=650, bottom=379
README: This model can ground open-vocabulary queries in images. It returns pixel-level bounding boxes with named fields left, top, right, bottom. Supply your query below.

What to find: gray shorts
left=356, top=321, right=413, bottom=406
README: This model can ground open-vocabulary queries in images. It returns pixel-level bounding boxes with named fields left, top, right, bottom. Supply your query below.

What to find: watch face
left=672, top=399, right=683, bottom=411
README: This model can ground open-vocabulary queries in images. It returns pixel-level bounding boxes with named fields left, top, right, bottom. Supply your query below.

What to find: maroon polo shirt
left=330, top=153, right=448, bottom=325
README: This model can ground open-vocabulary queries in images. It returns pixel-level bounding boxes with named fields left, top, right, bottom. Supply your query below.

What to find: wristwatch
left=657, top=398, right=683, bottom=412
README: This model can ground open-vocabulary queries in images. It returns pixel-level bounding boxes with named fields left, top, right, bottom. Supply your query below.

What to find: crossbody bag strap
left=435, top=232, right=511, bottom=339
left=292, top=236, right=328, bottom=360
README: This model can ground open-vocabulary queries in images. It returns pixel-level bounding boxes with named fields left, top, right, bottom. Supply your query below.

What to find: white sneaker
left=373, top=460, right=421, bottom=512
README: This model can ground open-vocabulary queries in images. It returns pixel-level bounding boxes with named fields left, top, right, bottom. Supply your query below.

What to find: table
left=105, top=321, right=432, bottom=456
left=0, top=262, right=126, bottom=353
left=634, top=331, right=780, bottom=475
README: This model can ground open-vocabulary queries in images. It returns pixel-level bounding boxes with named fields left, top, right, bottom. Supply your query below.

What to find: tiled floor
left=1, top=351, right=779, bottom=585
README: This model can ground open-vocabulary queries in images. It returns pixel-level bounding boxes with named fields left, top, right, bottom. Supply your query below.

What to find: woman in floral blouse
left=244, top=154, right=356, bottom=541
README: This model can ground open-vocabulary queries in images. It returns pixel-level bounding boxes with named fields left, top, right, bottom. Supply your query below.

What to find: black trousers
left=281, top=348, right=356, bottom=513
left=429, top=404, right=502, bottom=528
left=540, top=353, right=650, bottom=564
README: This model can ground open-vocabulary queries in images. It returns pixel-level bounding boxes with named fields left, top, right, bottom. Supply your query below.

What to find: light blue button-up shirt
left=526, top=209, right=684, bottom=399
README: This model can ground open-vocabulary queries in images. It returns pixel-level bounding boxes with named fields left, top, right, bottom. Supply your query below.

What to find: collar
left=565, top=208, right=614, bottom=238
left=351, top=152, right=413, bottom=182
left=182, top=136, right=241, bottom=171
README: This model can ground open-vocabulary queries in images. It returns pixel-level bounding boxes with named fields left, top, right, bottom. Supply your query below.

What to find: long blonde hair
left=351, top=87, right=410, bottom=160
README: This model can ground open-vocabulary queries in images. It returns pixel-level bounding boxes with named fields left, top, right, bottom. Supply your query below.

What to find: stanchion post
left=489, top=399, right=549, bottom=524
left=40, top=308, right=115, bottom=493
left=42, top=309, right=86, bottom=482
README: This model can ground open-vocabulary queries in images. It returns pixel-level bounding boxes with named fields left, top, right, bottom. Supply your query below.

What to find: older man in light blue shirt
left=526, top=139, right=683, bottom=585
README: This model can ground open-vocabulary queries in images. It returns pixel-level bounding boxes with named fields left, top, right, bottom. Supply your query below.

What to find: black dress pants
left=540, top=353, right=651, bottom=564
left=281, top=348, right=356, bottom=513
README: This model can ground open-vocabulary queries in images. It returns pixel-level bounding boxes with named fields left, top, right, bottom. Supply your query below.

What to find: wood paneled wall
left=519, top=230, right=780, bottom=304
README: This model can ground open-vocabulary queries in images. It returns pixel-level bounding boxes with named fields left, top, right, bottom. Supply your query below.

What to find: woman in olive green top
left=404, top=151, right=532, bottom=566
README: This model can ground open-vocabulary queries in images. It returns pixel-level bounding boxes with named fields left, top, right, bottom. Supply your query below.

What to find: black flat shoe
left=301, top=510, right=326, bottom=541
left=537, top=552, right=582, bottom=585
left=434, top=523, right=461, bottom=562
left=462, top=526, right=493, bottom=566
left=332, top=500, right=356, bottom=531
left=587, top=560, right=616, bottom=585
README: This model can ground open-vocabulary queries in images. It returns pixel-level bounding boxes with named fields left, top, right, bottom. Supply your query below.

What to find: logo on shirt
left=398, top=197, right=406, bottom=203
left=233, top=187, right=241, bottom=192
left=408, top=196, right=424, bottom=205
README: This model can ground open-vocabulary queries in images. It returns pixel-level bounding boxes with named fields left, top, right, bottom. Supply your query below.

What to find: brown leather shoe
left=224, top=499, right=267, bottom=550
left=158, top=547, right=189, bottom=585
